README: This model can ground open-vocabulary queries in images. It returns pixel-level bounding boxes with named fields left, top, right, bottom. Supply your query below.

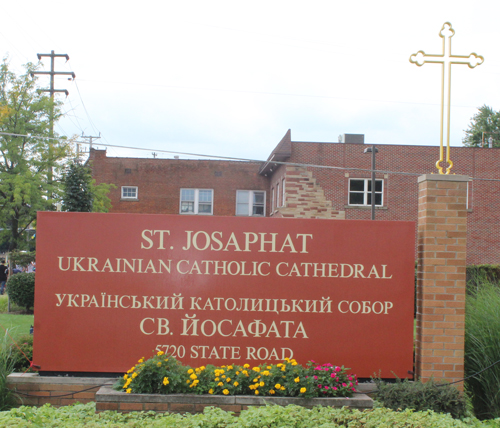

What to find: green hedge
left=0, top=402, right=499, bottom=427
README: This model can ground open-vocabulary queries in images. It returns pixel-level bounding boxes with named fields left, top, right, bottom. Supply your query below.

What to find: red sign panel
left=34, top=212, right=415, bottom=377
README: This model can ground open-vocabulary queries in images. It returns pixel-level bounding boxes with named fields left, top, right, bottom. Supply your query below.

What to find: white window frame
left=282, top=178, right=286, bottom=206
left=180, top=188, right=213, bottom=215
left=276, top=182, right=280, bottom=207
left=236, top=190, right=266, bottom=216
left=348, top=178, right=383, bottom=206
left=121, top=186, right=138, bottom=200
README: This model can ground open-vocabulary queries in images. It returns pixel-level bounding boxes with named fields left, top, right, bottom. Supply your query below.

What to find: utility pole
left=81, top=132, right=101, bottom=153
left=30, top=51, right=75, bottom=185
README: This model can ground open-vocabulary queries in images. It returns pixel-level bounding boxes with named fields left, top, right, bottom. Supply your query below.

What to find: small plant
left=6, top=273, right=35, bottom=312
left=10, top=333, right=33, bottom=372
left=0, top=330, right=19, bottom=410
left=373, top=377, right=467, bottom=419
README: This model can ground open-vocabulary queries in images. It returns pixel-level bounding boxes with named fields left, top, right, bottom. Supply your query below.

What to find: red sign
left=34, top=212, right=415, bottom=377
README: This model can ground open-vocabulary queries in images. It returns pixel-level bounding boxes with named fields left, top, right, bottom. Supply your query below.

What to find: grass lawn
left=0, top=295, right=34, bottom=342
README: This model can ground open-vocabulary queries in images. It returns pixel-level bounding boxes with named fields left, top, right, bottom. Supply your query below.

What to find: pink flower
left=330, top=373, right=336, bottom=378
left=313, top=376, right=318, bottom=380
left=342, top=383, right=347, bottom=387
left=318, top=384, right=322, bottom=388
left=324, top=386, right=329, bottom=390
left=333, top=387, right=337, bottom=391
left=335, top=366, right=342, bottom=372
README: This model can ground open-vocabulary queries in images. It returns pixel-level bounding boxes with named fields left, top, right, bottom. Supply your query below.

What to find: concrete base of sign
left=95, top=385, right=373, bottom=414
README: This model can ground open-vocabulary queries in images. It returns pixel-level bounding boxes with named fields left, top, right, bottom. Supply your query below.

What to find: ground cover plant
left=115, top=352, right=358, bottom=398
left=465, top=282, right=500, bottom=419
left=0, top=402, right=499, bottom=427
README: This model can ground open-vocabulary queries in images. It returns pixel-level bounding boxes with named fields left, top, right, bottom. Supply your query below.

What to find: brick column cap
left=418, top=174, right=470, bottom=184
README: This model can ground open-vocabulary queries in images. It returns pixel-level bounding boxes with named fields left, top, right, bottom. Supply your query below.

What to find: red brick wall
left=90, top=140, right=500, bottom=265
left=89, top=150, right=270, bottom=217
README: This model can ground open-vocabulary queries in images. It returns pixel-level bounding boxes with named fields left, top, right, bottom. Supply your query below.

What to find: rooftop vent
left=341, top=134, right=365, bottom=144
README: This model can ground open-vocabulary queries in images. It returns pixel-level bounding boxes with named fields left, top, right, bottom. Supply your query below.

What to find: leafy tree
left=0, top=58, right=71, bottom=251
left=61, top=160, right=114, bottom=212
left=463, top=105, right=500, bottom=147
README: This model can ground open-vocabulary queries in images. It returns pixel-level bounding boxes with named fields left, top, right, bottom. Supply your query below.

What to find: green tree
left=463, top=105, right=500, bottom=147
left=61, top=161, right=93, bottom=212
left=0, top=58, right=71, bottom=250
left=61, top=160, right=114, bottom=212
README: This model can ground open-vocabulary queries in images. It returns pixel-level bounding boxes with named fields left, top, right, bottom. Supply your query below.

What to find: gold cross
left=410, top=22, right=483, bottom=174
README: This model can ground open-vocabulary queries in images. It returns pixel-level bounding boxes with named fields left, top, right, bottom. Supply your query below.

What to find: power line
left=2, top=131, right=500, bottom=182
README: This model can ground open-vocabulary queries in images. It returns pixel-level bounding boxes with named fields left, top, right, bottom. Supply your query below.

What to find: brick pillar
left=416, top=174, right=468, bottom=388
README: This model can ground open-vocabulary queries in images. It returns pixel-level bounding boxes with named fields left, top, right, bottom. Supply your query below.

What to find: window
left=236, top=190, right=265, bottom=216
left=348, top=179, right=383, bottom=206
left=121, top=186, right=138, bottom=199
left=271, top=188, right=275, bottom=212
left=180, top=189, right=213, bottom=214
left=276, top=182, right=280, bottom=207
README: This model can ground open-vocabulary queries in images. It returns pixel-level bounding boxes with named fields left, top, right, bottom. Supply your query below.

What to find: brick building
left=90, top=130, right=500, bottom=265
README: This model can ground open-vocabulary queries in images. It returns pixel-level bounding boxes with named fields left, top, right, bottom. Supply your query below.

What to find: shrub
left=373, top=377, right=467, bottom=419
left=10, top=333, right=33, bottom=372
left=7, top=272, right=35, bottom=312
left=465, top=282, right=500, bottom=419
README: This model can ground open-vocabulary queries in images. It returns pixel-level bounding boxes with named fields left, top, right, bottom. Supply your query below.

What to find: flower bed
left=114, top=352, right=359, bottom=399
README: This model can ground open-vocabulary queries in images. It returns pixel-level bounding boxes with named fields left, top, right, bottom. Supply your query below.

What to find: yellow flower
left=138, top=358, right=144, bottom=363
left=280, top=386, right=286, bottom=391
left=126, top=388, right=132, bottom=393
left=266, top=366, right=272, bottom=369
left=164, top=359, right=169, bottom=362
left=243, top=364, right=250, bottom=368
left=262, top=370, right=270, bottom=376
left=259, top=381, right=264, bottom=387
left=190, top=374, right=197, bottom=380
left=275, top=384, right=282, bottom=389
left=249, top=384, right=255, bottom=390
left=253, top=378, right=259, bottom=383
left=163, top=377, right=169, bottom=385
left=252, top=367, right=261, bottom=372
left=269, top=389, right=275, bottom=395
left=277, top=364, right=283, bottom=368
left=226, top=378, right=231, bottom=382
left=192, top=380, right=199, bottom=385
left=236, top=371, right=240, bottom=375
left=123, top=374, right=128, bottom=380
left=255, top=390, right=259, bottom=395
left=209, top=389, right=214, bottom=394
left=242, top=370, right=248, bottom=376
left=186, top=380, right=190, bottom=384
left=300, top=387, right=306, bottom=393
left=188, top=369, right=194, bottom=374
left=233, top=381, right=239, bottom=387
left=223, top=389, right=229, bottom=395
left=281, top=366, right=286, bottom=372
left=294, top=377, right=300, bottom=383
left=215, top=377, right=220, bottom=381
left=157, top=362, right=162, bottom=367
left=228, top=365, right=233, bottom=370
left=222, top=375, right=226, bottom=379
left=218, top=382, right=224, bottom=387
left=292, top=362, right=298, bottom=366
left=132, top=373, right=138, bottom=379
left=157, top=350, right=164, bottom=356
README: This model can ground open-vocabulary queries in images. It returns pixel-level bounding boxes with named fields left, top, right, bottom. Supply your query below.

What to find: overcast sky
left=2, top=0, right=499, bottom=163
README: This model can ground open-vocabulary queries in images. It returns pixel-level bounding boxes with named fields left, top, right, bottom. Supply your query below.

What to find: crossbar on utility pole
left=30, top=50, right=75, bottom=186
